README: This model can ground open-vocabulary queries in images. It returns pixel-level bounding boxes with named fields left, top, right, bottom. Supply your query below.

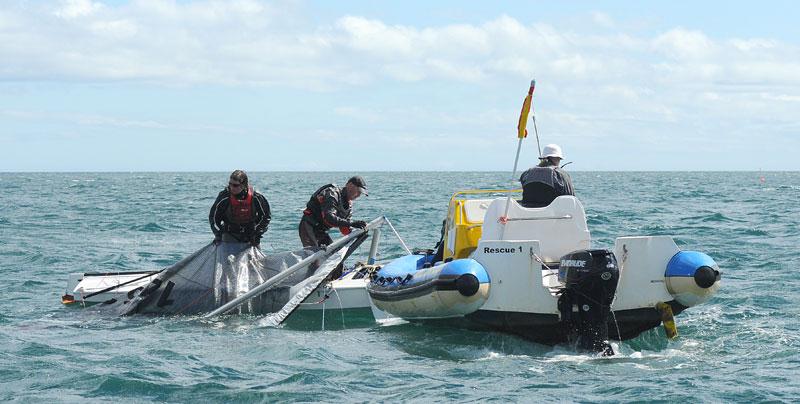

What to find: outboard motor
left=557, top=249, right=620, bottom=356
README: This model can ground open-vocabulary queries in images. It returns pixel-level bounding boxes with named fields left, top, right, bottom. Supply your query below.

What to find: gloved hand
left=350, top=220, right=367, bottom=229
left=213, top=236, right=222, bottom=246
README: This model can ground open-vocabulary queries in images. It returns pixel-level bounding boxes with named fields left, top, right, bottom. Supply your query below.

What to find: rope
left=330, top=286, right=347, bottom=329
left=383, top=217, right=412, bottom=255
left=610, top=306, right=623, bottom=341
left=532, top=253, right=552, bottom=271
left=532, top=110, right=542, bottom=157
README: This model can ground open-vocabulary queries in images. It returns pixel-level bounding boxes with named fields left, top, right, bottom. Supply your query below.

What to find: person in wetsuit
left=299, top=176, right=368, bottom=248
left=209, top=170, right=271, bottom=247
left=519, top=144, right=574, bottom=207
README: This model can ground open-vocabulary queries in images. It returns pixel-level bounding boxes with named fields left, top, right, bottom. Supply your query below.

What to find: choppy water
left=1, top=172, right=798, bottom=402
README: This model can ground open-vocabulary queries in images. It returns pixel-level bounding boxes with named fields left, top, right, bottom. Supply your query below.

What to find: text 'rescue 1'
left=484, top=246, right=523, bottom=254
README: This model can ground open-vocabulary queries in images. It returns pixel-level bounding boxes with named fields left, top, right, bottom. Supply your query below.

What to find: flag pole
left=500, top=80, right=535, bottom=239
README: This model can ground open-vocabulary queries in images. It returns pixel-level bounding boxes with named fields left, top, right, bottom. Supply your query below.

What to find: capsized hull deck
left=63, top=263, right=377, bottom=314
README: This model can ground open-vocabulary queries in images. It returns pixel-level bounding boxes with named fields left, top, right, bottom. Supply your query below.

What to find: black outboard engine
left=557, top=249, right=620, bottom=356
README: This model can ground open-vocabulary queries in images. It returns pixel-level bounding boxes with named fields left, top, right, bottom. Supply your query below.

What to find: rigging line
left=167, top=247, right=221, bottom=289
left=330, top=286, right=347, bottom=329
left=303, top=283, right=333, bottom=305
left=532, top=253, right=552, bottom=271
left=175, top=244, right=277, bottom=292
left=137, top=249, right=219, bottom=314
left=81, top=270, right=162, bottom=300
left=148, top=244, right=217, bottom=284
left=610, top=307, right=623, bottom=342
left=532, top=109, right=542, bottom=158
left=383, top=217, right=412, bottom=255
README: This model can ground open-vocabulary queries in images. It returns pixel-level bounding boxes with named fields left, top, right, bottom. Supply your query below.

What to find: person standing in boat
left=299, top=176, right=368, bottom=248
left=209, top=170, right=271, bottom=247
left=519, top=144, right=574, bottom=207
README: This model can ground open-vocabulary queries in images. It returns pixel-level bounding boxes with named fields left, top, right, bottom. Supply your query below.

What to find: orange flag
left=517, top=80, right=535, bottom=139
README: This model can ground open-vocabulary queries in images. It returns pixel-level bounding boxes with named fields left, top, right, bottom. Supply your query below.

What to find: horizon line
left=1, top=170, right=796, bottom=174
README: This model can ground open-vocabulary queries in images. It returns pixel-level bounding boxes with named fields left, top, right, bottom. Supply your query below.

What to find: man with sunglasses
left=209, top=170, right=271, bottom=247
left=299, top=176, right=368, bottom=248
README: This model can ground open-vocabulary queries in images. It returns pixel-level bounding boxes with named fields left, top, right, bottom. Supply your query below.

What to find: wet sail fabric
left=259, top=248, right=346, bottom=327
left=100, top=241, right=341, bottom=316
left=258, top=231, right=369, bottom=327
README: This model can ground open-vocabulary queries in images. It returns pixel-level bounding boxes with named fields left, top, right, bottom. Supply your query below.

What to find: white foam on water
left=475, top=351, right=531, bottom=361
left=374, top=317, right=408, bottom=327
left=527, top=365, right=546, bottom=374
left=538, top=340, right=703, bottom=367
left=482, top=351, right=503, bottom=360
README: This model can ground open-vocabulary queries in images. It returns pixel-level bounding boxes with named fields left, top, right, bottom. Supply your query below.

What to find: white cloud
left=550, top=54, right=603, bottom=78
left=732, top=61, right=800, bottom=84
left=54, top=0, right=103, bottom=19
left=730, top=38, right=777, bottom=52
left=2, top=1, right=797, bottom=92
left=89, top=19, right=138, bottom=38
left=761, top=93, right=800, bottom=102
left=337, top=16, right=418, bottom=58
left=2, top=1, right=800, bottom=170
left=1, top=108, right=245, bottom=134
left=653, top=28, right=716, bottom=60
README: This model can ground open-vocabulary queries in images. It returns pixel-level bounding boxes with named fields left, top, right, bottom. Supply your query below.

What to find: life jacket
left=303, top=184, right=352, bottom=233
left=227, top=186, right=254, bottom=224
left=303, top=184, right=334, bottom=224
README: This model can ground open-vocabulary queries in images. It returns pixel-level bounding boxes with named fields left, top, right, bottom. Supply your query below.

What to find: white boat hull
left=64, top=268, right=374, bottom=313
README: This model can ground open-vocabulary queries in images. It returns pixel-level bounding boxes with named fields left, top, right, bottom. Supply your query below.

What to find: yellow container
left=443, top=189, right=521, bottom=260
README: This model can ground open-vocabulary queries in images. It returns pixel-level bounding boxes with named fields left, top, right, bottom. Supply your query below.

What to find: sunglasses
left=228, top=182, right=243, bottom=187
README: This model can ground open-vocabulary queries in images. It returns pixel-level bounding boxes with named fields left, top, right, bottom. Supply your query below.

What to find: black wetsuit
left=209, top=188, right=271, bottom=243
left=519, top=165, right=575, bottom=207
left=299, top=184, right=354, bottom=248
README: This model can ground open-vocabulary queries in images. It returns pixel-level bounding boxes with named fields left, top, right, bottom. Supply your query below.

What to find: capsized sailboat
left=63, top=218, right=387, bottom=323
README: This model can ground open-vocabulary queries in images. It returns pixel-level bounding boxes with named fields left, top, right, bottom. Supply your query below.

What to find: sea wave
left=1, top=171, right=799, bottom=401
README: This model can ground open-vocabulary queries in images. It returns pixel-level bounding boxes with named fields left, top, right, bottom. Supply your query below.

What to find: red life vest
left=303, top=184, right=352, bottom=232
left=228, top=186, right=254, bottom=224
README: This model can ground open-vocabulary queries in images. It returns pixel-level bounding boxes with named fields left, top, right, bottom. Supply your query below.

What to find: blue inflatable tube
left=367, top=254, right=491, bottom=318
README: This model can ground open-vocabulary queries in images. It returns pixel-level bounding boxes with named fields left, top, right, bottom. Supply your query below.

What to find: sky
left=1, top=0, right=798, bottom=171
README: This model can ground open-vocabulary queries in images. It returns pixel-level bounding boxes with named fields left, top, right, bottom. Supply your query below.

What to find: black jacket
left=519, top=166, right=574, bottom=206
left=303, top=184, right=353, bottom=229
left=209, top=188, right=271, bottom=242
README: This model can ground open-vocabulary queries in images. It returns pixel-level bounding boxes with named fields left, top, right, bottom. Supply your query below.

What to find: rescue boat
left=367, top=190, right=722, bottom=354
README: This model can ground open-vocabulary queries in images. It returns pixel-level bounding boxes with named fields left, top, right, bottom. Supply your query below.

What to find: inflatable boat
left=367, top=190, right=722, bottom=354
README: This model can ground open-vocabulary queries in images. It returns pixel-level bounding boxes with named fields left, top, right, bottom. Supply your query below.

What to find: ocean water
left=1, top=171, right=798, bottom=402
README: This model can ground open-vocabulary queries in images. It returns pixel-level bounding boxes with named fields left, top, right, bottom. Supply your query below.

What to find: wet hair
left=229, top=170, right=248, bottom=187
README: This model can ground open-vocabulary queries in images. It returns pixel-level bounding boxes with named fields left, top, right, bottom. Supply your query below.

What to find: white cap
left=540, top=144, right=564, bottom=159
